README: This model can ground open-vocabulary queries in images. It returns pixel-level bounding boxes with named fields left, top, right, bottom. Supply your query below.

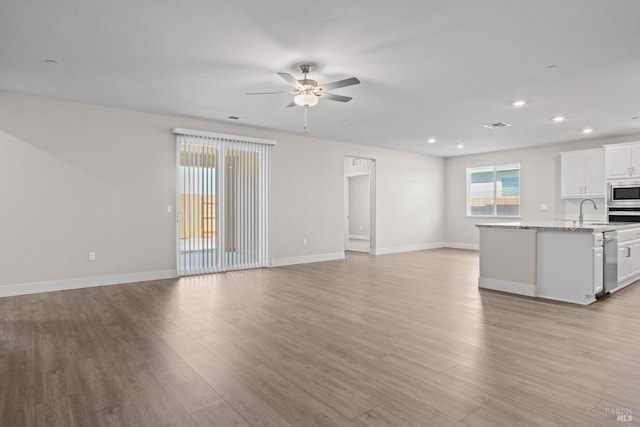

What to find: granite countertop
left=475, top=220, right=640, bottom=232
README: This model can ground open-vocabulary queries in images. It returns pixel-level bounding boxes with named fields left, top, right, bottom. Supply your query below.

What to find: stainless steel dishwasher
left=603, top=230, right=618, bottom=294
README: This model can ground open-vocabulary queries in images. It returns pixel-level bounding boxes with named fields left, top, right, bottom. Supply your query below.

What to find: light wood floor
left=1, top=249, right=639, bottom=426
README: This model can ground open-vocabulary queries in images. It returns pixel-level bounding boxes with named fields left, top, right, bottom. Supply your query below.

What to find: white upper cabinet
left=561, top=151, right=585, bottom=198
left=583, top=149, right=605, bottom=196
left=605, top=142, right=640, bottom=179
left=560, top=148, right=605, bottom=198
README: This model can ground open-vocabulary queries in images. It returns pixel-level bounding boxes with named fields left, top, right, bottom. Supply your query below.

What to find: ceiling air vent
left=484, top=122, right=512, bottom=130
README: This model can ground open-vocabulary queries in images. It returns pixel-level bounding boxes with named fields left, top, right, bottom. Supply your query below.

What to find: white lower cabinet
left=617, top=244, right=630, bottom=282
left=614, top=227, right=640, bottom=284
left=617, top=240, right=640, bottom=282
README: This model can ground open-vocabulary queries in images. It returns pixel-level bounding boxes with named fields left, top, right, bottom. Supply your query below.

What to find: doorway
left=344, top=157, right=375, bottom=253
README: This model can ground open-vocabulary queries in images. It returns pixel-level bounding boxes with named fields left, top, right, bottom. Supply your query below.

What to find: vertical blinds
left=173, top=128, right=273, bottom=275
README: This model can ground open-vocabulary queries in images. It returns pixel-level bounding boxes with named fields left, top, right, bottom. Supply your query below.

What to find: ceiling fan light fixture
left=294, top=92, right=319, bottom=107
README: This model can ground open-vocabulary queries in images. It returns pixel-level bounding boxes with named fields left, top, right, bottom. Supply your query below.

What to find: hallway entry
left=344, top=157, right=375, bottom=253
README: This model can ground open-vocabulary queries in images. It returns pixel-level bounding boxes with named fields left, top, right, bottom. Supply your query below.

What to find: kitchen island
left=476, top=221, right=640, bottom=304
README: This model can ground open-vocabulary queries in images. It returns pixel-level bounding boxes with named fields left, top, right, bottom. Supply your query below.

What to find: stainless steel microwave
left=608, top=181, right=640, bottom=206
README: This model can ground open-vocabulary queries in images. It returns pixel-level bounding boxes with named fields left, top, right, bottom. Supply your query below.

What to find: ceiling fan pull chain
left=304, top=105, right=309, bottom=135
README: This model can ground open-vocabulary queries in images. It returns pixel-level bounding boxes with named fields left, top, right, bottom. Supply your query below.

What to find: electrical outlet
left=167, top=205, right=173, bottom=213
left=89, top=252, right=96, bottom=261
left=302, top=238, right=308, bottom=246
left=541, top=204, right=548, bottom=210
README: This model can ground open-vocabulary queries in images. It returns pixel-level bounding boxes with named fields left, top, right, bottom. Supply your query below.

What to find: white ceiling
left=2, top=0, right=640, bottom=157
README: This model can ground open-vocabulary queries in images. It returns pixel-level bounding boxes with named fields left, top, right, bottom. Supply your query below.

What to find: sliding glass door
left=175, top=129, right=272, bottom=275
left=178, top=142, right=218, bottom=273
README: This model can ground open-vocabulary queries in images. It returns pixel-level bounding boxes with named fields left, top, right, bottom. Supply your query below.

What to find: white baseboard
left=347, top=248, right=369, bottom=254
left=348, top=234, right=370, bottom=241
left=445, top=242, right=480, bottom=251
left=272, top=252, right=345, bottom=267
left=478, top=277, right=536, bottom=297
left=371, top=242, right=445, bottom=256
left=534, top=294, right=595, bottom=305
left=0, top=269, right=177, bottom=298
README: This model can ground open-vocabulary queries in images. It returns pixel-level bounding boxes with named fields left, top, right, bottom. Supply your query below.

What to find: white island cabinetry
left=536, top=231, right=603, bottom=302
left=477, top=222, right=640, bottom=305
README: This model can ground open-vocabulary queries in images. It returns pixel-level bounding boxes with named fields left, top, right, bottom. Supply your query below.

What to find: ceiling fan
left=247, top=64, right=360, bottom=108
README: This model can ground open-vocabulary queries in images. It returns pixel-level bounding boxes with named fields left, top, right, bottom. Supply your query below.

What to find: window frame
left=466, top=162, right=521, bottom=218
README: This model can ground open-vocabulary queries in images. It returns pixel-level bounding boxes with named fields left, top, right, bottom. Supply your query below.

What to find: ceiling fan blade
left=246, top=91, right=294, bottom=95
left=278, top=72, right=304, bottom=90
left=287, top=100, right=297, bottom=108
left=319, top=93, right=352, bottom=103
left=318, top=77, right=360, bottom=91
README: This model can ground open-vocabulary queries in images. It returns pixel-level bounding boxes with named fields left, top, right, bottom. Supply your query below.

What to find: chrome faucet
left=579, top=198, right=598, bottom=225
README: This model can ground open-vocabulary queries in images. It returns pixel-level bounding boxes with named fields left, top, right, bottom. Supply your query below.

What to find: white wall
left=0, top=90, right=446, bottom=292
left=445, top=134, right=640, bottom=247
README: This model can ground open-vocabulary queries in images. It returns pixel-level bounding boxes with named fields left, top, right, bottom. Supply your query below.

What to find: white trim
left=445, top=242, right=480, bottom=250
left=0, top=270, right=177, bottom=298
left=348, top=248, right=369, bottom=254
left=371, top=242, right=445, bottom=255
left=610, top=277, right=640, bottom=293
left=478, top=277, right=536, bottom=297
left=171, top=128, right=276, bottom=145
left=349, top=234, right=370, bottom=241
left=272, top=252, right=345, bottom=267
left=535, top=294, right=595, bottom=305
left=345, top=171, right=371, bottom=178
left=466, top=215, right=521, bottom=219
left=175, top=140, right=181, bottom=276
left=344, top=177, right=349, bottom=250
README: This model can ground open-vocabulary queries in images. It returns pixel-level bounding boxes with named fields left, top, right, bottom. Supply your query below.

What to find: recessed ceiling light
left=552, top=116, right=566, bottom=122
left=512, top=100, right=526, bottom=107
left=484, top=122, right=512, bottom=130
left=546, top=64, right=558, bottom=69
left=45, top=59, right=58, bottom=65
left=632, top=116, right=639, bottom=120
left=427, top=138, right=436, bottom=143
left=456, top=143, right=464, bottom=149
left=582, top=127, right=594, bottom=134
left=228, top=115, right=240, bottom=120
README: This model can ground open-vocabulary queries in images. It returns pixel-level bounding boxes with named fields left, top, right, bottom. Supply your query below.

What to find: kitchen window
left=467, top=163, right=520, bottom=217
